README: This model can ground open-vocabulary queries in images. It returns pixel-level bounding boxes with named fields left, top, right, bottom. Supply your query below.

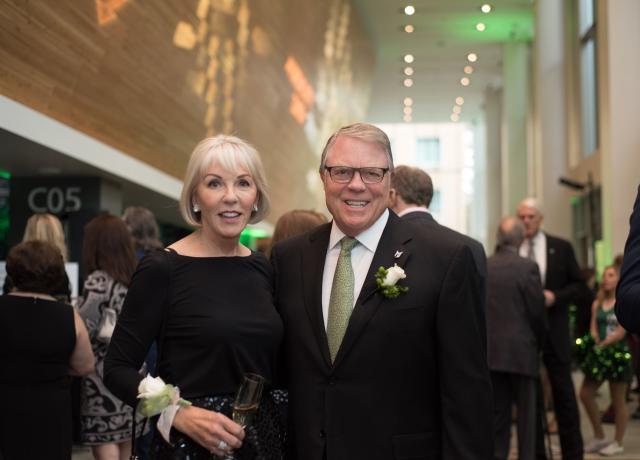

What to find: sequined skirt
left=151, top=389, right=287, bottom=460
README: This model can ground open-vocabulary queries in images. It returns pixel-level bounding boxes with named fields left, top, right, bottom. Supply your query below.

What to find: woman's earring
left=193, top=203, right=200, bottom=213
left=252, top=203, right=258, bottom=212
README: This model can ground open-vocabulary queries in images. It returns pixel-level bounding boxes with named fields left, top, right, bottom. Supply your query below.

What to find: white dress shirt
left=321, top=209, right=389, bottom=329
left=397, top=206, right=430, bottom=217
left=519, top=230, right=547, bottom=285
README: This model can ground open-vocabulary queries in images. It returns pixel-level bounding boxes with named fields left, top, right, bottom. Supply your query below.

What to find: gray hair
left=517, top=197, right=543, bottom=216
left=496, top=216, right=525, bottom=248
left=179, top=135, right=271, bottom=226
left=319, top=123, right=394, bottom=172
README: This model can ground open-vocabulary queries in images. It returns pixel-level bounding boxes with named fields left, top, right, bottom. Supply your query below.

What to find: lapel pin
left=394, top=250, right=403, bottom=259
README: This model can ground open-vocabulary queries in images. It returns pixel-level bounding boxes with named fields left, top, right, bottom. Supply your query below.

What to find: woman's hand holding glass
left=173, top=405, right=244, bottom=456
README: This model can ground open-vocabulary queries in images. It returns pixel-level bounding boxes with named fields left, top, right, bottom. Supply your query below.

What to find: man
left=389, top=165, right=488, bottom=346
left=487, top=217, right=546, bottom=460
left=616, top=185, right=640, bottom=333
left=271, top=123, right=493, bottom=460
left=516, top=198, right=585, bottom=460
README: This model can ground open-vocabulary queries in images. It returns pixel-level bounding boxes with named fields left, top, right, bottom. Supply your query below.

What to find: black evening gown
left=104, top=249, right=286, bottom=459
left=0, top=295, right=76, bottom=460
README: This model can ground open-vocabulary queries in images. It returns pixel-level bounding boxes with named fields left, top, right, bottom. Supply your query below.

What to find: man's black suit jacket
left=542, top=232, right=585, bottom=362
left=616, top=185, right=640, bottom=333
left=486, top=247, right=546, bottom=377
left=401, top=211, right=488, bottom=348
left=271, top=212, right=493, bottom=460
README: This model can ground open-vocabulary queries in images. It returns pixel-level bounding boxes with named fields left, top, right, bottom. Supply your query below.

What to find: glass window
left=577, top=0, right=598, bottom=157
left=416, top=138, right=440, bottom=167
left=430, top=189, right=441, bottom=215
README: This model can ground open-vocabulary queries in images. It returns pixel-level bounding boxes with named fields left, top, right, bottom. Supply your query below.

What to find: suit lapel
left=301, top=224, right=332, bottom=368
left=332, top=213, right=413, bottom=368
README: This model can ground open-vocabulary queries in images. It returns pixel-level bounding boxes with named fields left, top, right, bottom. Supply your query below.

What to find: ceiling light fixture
left=404, top=54, right=414, bottom=63
left=404, top=5, right=415, bottom=15
left=404, top=24, right=414, bottom=33
left=455, top=96, right=465, bottom=105
left=450, top=113, right=460, bottom=122
left=467, top=53, right=478, bottom=62
left=403, top=78, right=414, bottom=87
left=460, top=77, right=470, bottom=86
left=481, top=4, right=492, bottom=13
left=464, top=65, right=474, bottom=74
left=404, top=97, right=413, bottom=106
left=476, top=23, right=486, bottom=32
left=404, top=67, right=414, bottom=76
left=404, top=114, right=412, bottom=122
left=453, top=106, right=462, bottom=114
left=404, top=106, right=413, bottom=115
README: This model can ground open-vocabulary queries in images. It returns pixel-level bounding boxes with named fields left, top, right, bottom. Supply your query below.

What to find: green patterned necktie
left=327, top=236, right=358, bottom=363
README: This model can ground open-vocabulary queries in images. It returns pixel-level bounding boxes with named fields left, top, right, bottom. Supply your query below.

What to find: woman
left=269, top=209, right=327, bottom=256
left=104, top=135, right=285, bottom=459
left=3, top=212, right=71, bottom=301
left=123, top=206, right=164, bottom=260
left=0, top=241, right=94, bottom=459
left=78, top=214, right=139, bottom=459
left=579, top=265, right=631, bottom=456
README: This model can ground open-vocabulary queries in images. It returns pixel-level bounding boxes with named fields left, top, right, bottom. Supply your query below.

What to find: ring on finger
left=218, top=439, right=229, bottom=451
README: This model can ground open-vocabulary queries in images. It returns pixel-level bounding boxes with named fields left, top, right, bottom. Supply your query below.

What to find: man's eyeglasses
left=324, top=166, right=389, bottom=184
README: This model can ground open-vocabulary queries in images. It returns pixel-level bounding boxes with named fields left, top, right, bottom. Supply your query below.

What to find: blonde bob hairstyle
left=179, top=135, right=271, bottom=227
left=22, top=213, right=69, bottom=262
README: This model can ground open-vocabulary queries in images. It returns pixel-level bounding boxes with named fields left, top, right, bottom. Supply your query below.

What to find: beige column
left=598, top=0, right=640, bottom=257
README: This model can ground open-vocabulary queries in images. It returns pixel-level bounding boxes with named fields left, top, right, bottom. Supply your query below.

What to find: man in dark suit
left=389, top=165, right=488, bottom=346
left=487, top=216, right=546, bottom=460
left=517, top=198, right=585, bottom=460
left=272, top=123, right=493, bottom=460
left=616, top=185, right=640, bottom=334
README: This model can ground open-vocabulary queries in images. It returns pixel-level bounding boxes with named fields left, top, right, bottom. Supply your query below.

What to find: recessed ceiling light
left=455, top=96, right=465, bottom=105
left=404, top=54, right=414, bottom=63
left=453, top=106, right=462, bottom=114
left=404, top=67, right=414, bottom=76
left=460, top=77, right=470, bottom=86
left=404, top=106, right=413, bottom=115
left=404, top=24, right=414, bottom=33
left=481, top=4, right=492, bottom=13
left=476, top=23, right=486, bottom=32
left=464, top=65, right=474, bottom=74
left=404, top=114, right=412, bottom=122
left=450, top=113, right=460, bottom=122
left=404, top=97, right=413, bottom=106
left=404, top=78, right=414, bottom=87
left=404, top=5, right=415, bottom=16
left=467, top=53, right=478, bottom=62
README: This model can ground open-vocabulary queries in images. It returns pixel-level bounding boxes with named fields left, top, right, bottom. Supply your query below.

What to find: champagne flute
left=223, top=373, right=264, bottom=459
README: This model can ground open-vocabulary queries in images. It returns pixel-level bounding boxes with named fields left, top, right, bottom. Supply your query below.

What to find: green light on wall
left=0, top=170, right=10, bottom=180
left=239, top=227, right=270, bottom=250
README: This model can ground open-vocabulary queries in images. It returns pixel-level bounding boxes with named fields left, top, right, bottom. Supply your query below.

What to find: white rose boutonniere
left=136, top=375, right=191, bottom=418
left=375, top=264, right=409, bottom=299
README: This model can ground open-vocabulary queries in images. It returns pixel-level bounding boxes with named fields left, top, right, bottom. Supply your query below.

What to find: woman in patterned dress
left=78, top=214, right=138, bottom=460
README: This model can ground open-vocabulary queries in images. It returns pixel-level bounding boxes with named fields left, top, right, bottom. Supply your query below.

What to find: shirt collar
left=329, top=209, right=389, bottom=252
left=398, top=206, right=430, bottom=217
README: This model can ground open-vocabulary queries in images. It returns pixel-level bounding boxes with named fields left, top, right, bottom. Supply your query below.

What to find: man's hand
left=543, top=289, right=556, bottom=307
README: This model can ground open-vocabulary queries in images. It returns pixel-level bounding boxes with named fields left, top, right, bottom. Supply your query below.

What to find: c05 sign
left=27, top=186, right=82, bottom=213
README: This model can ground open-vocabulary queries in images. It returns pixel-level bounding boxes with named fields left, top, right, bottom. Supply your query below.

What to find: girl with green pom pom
left=578, top=265, right=632, bottom=456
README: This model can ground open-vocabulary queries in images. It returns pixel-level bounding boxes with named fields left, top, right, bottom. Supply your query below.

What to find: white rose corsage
left=375, top=264, right=409, bottom=299
left=137, top=375, right=191, bottom=443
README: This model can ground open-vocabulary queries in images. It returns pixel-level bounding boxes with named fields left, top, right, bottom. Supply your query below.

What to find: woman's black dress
left=104, top=249, right=286, bottom=459
left=0, top=295, right=76, bottom=460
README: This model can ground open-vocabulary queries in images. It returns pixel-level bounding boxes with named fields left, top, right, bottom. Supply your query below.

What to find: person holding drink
left=104, top=135, right=285, bottom=459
